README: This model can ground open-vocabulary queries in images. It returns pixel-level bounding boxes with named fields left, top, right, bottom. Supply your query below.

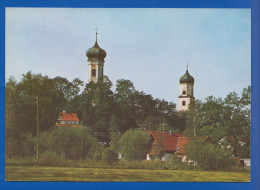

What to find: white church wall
left=178, top=97, right=191, bottom=111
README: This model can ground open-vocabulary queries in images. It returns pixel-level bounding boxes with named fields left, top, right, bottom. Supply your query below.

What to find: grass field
left=5, top=166, right=250, bottom=182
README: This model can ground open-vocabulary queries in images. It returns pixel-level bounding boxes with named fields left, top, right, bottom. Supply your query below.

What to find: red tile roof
left=61, top=112, right=79, bottom=122
left=146, top=131, right=183, bottom=151
left=176, top=136, right=212, bottom=154
left=176, top=137, right=191, bottom=154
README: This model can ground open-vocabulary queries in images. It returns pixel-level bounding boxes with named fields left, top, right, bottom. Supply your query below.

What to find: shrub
left=168, top=154, right=187, bottom=170
left=93, top=151, right=102, bottom=161
left=38, top=127, right=102, bottom=160
left=185, top=138, right=234, bottom=170
left=102, top=147, right=118, bottom=165
left=21, top=132, right=36, bottom=157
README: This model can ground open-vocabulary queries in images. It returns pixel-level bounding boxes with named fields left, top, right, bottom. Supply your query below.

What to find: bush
left=102, top=147, right=118, bottom=165
left=40, top=151, right=65, bottom=161
left=38, top=127, right=102, bottom=160
left=168, top=155, right=188, bottom=170
left=118, top=129, right=151, bottom=160
left=93, top=151, right=102, bottom=161
left=185, top=138, right=234, bottom=170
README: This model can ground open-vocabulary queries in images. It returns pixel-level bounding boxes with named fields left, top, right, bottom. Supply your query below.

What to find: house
left=240, top=158, right=251, bottom=167
left=146, top=131, right=182, bottom=162
left=219, top=136, right=250, bottom=167
left=146, top=131, right=213, bottom=162
left=175, top=136, right=212, bottom=163
left=56, top=110, right=80, bottom=127
left=176, top=136, right=212, bottom=155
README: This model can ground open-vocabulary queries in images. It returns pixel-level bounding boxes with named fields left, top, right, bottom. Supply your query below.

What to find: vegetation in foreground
left=5, top=165, right=250, bottom=182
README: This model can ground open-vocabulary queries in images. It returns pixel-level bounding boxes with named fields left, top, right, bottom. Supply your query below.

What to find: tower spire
left=95, top=27, right=98, bottom=44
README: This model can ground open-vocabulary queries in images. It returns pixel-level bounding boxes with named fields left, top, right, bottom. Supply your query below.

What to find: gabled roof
left=60, top=112, right=79, bottom=122
left=176, top=136, right=212, bottom=154
left=146, top=131, right=182, bottom=152
left=176, top=137, right=190, bottom=154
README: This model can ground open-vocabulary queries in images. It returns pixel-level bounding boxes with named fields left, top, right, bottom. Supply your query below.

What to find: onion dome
left=86, top=32, right=106, bottom=61
left=180, top=67, right=194, bottom=84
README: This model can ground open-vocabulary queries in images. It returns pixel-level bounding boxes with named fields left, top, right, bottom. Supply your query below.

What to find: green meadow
left=5, top=166, right=250, bottom=182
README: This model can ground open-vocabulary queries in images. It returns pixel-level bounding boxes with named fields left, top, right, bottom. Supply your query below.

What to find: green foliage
left=168, top=155, right=188, bottom=170
left=5, top=71, right=250, bottom=164
left=21, top=133, right=36, bottom=157
left=93, top=151, right=102, bottom=162
left=50, top=127, right=101, bottom=160
left=185, top=138, right=234, bottom=170
left=20, top=127, right=101, bottom=160
left=102, top=147, right=118, bottom=164
left=118, top=129, right=151, bottom=160
left=81, top=77, right=115, bottom=142
left=184, top=86, right=251, bottom=157
left=237, top=144, right=250, bottom=158
left=5, top=72, right=85, bottom=135
left=40, top=151, right=66, bottom=165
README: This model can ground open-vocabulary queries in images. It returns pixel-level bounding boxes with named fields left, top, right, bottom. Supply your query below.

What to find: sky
left=5, top=8, right=251, bottom=104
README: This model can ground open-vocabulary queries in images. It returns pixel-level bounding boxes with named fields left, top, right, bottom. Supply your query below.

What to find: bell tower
left=86, top=31, right=107, bottom=83
left=178, top=66, right=195, bottom=111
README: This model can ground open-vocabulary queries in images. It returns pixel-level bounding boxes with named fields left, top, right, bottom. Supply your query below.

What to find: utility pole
left=81, top=133, right=83, bottom=161
left=193, top=104, right=196, bottom=137
left=36, top=96, right=39, bottom=161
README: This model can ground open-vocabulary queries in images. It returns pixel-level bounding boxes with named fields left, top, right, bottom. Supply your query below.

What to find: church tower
left=178, top=66, right=195, bottom=111
left=86, top=32, right=107, bottom=83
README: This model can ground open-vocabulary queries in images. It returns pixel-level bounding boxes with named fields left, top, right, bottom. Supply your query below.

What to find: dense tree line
left=184, top=86, right=251, bottom=158
left=5, top=72, right=183, bottom=158
left=5, top=71, right=250, bottom=161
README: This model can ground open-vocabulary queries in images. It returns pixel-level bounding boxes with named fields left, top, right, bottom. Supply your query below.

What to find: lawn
left=5, top=166, right=250, bottom=182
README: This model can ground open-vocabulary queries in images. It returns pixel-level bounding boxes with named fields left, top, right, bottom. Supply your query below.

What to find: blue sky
left=5, top=8, right=251, bottom=103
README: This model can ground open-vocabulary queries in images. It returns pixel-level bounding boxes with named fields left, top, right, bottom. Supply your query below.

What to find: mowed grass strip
left=5, top=166, right=250, bottom=182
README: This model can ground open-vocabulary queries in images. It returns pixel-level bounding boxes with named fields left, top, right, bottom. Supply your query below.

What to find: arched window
left=182, top=90, right=186, bottom=95
left=92, top=69, right=96, bottom=77
left=182, top=101, right=186, bottom=106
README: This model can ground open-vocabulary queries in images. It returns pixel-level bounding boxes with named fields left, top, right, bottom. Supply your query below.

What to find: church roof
left=180, top=68, right=194, bottom=84
left=86, top=33, right=106, bottom=61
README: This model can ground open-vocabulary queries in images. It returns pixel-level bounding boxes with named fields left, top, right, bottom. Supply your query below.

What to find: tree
left=81, top=76, right=115, bottom=142
left=184, top=86, right=251, bottom=158
left=118, top=129, right=151, bottom=160
left=114, top=79, right=138, bottom=132
left=39, top=127, right=101, bottom=160
left=5, top=77, right=24, bottom=157
left=185, top=138, right=234, bottom=170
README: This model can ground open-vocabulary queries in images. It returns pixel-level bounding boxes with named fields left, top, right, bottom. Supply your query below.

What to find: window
left=92, top=69, right=96, bottom=77
left=182, top=90, right=186, bottom=95
left=182, top=101, right=186, bottom=106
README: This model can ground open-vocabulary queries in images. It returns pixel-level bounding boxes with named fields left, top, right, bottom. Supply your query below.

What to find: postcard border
left=0, top=0, right=259, bottom=190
